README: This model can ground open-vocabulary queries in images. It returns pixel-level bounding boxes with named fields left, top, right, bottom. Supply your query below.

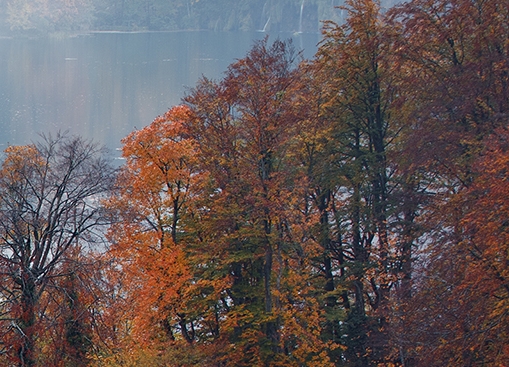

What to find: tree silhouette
left=0, top=134, right=115, bottom=367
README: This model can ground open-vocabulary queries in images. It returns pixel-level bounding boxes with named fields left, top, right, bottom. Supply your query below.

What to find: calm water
left=0, top=31, right=319, bottom=154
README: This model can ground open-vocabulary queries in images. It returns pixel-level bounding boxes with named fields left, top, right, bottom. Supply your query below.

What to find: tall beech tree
left=310, top=0, right=408, bottom=364
left=293, top=59, right=347, bottom=363
left=105, top=105, right=202, bottom=363
left=398, top=129, right=509, bottom=366
left=0, top=135, right=115, bottom=367
left=106, top=49, right=333, bottom=363
left=183, top=38, right=332, bottom=366
left=388, top=0, right=509, bottom=364
left=390, top=0, right=509, bottom=184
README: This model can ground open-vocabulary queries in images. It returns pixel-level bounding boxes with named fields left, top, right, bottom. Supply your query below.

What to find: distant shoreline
left=0, top=28, right=320, bottom=40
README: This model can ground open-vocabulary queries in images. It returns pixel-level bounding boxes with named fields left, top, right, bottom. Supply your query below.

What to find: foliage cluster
left=0, top=0, right=509, bottom=365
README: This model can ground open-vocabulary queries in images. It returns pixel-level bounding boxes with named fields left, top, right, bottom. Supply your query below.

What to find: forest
left=0, top=0, right=398, bottom=35
left=1, top=0, right=509, bottom=365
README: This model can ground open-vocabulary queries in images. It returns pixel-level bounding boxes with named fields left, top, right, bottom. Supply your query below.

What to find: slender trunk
left=260, top=149, right=280, bottom=359
left=318, top=189, right=343, bottom=343
left=18, top=270, right=37, bottom=367
left=172, top=195, right=179, bottom=244
left=400, top=188, right=415, bottom=300
left=348, top=128, right=372, bottom=366
left=318, top=190, right=336, bottom=306
left=369, top=56, right=391, bottom=363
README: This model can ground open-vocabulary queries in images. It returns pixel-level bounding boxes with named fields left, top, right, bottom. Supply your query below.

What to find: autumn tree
left=307, top=0, right=410, bottom=364
left=182, top=38, right=331, bottom=366
left=0, top=135, right=116, bottom=367
left=35, top=247, right=103, bottom=367
left=105, top=38, right=334, bottom=366
left=394, top=128, right=509, bottom=367
left=389, top=0, right=509, bottom=185
left=360, top=0, right=509, bottom=364
left=104, top=105, right=205, bottom=364
left=215, top=37, right=305, bottom=361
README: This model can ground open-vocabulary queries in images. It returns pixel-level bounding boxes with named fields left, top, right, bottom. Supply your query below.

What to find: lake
left=0, top=31, right=319, bottom=155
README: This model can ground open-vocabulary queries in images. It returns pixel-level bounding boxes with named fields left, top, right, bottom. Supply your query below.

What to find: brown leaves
left=97, top=2, right=509, bottom=365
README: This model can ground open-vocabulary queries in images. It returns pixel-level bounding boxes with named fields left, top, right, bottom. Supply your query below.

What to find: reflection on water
left=0, top=31, right=319, bottom=154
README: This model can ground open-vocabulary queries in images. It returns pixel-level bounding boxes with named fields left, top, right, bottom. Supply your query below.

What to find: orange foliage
left=104, top=39, right=338, bottom=366
left=105, top=105, right=199, bottom=356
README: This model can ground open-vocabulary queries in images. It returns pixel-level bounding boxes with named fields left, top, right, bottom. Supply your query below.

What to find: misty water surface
left=0, top=31, right=319, bottom=154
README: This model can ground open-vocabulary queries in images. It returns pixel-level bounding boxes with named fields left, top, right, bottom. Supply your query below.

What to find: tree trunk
left=18, top=269, right=37, bottom=367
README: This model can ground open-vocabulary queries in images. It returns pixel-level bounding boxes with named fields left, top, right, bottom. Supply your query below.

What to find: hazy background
left=0, top=0, right=395, bottom=154
left=0, top=0, right=398, bottom=36
left=0, top=31, right=319, bottom=154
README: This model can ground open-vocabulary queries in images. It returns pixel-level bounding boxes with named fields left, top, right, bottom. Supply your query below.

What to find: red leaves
left=90, top=2, right=509, bottom=365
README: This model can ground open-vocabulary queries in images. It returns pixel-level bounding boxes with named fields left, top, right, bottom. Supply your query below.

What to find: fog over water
left=0, top=31, right=319, bottom=155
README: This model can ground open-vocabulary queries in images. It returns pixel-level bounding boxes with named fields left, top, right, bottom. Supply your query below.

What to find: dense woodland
left=1, top=0, right=509, bottom=365
left=0, top=0, right=399, bottom=35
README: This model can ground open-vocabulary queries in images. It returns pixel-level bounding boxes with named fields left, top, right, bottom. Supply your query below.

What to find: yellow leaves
left=3, top=144, right=39, bottom=163
left=110, top=104, right=200, bottom=238
left=0, top=144, right=44, bottom=182
left=277, top=299, right=337, bottom=367
left=90, top=345, right=161, bottom=367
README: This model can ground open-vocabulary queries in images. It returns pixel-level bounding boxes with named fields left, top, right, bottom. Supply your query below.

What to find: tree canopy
left=1, top=0, right=509, bottom=365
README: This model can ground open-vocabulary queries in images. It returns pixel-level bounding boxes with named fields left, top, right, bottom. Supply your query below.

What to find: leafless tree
left=0, top=134, right=116, bottom=367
